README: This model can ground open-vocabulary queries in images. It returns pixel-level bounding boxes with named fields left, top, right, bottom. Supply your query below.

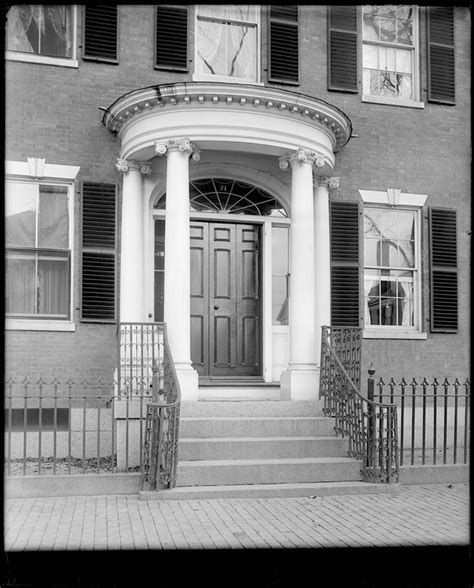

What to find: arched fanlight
left=155, top=178, right=288, bottom=217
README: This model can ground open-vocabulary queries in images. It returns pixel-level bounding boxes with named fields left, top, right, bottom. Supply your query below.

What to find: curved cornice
left=102, top=82, right=352, bottom=153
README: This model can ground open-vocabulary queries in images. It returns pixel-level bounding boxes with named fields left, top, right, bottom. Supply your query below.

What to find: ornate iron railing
left=320, top=326, right=399, bottom=483
left=324, top=326, right=362, bottom=390
left=141, top=326, right=181, bottom=490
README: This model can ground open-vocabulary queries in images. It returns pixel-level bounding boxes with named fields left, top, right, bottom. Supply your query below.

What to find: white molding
left=362, top=95, right=425, bottom=109
left=5, top=51, right=79, bottom=68
left=5, top=320, right=76, bottom=332
left=363, top=330, right=427, bottom=340
left=5, top=160, right=80, bottom=181
left=359, top=190, right=428, bottom=207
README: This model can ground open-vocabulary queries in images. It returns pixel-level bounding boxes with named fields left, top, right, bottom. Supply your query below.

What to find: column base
left=174, top=363, right=199, bottom=402
left=280, top=366, right=320, bottom=401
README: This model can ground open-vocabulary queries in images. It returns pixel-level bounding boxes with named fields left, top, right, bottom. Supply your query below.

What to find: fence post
left=367, top=364, right=376, bottom=480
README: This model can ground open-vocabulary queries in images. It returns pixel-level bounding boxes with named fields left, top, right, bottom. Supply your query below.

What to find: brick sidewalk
left=4, top=483, right=469, bottom=551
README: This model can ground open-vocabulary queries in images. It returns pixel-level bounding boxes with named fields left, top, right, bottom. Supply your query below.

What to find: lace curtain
left=7, top=5, right=72, bottom=57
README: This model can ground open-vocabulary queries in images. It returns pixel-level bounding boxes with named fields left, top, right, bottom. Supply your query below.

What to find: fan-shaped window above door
left=155, top=178, right=288, bottom=217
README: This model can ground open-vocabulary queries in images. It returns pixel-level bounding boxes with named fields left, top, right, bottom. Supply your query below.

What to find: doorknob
left=213, top=305, right=220, bottom=310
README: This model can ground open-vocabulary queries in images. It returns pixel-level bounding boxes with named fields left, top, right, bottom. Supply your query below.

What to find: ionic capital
left=115, top=158, right=152, bottom=175
left=154, top=138, right=201, bottom=161
left=279, top=148, right=326, bottom=170
left=314, top=176, right=340, bottom=190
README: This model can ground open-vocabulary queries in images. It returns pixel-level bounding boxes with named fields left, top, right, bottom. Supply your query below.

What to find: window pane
left=398, top=211, right=415, bottom=240
left=396, top=49, right=412, bottom=73
left=397, top=18, right=413, bottom=45
left=362, top=12, right=379, bottom=41
left=5, top=252, right=36, bottom=315
left=379, top=16, right=396, bottom=42
left=7, top=5, right=73, bottom=58
left=363, top=44, right=378, bottom=69
left=226, top=23, right=256, bottom=79
left=37, top=253, right=69, bottom=316
left=196, top=19, right=227, bottom=75
left=38, top=186, right=69, bottom=248
left=398, top=240, right=415, bottom=268
left=272, top=226, right=288, bottom=325
left=364, top=238, right=380, bottom=266
left=5, top=182, right=38, bottom=247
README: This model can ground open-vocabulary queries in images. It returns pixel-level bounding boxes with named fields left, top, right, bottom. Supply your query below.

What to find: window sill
left=362, top=95, right=425, bottom=109
left=5, top=319, right=76, bottom=332
left=192, top=74, right=263, bottom=86
left=5, top=51, right=79, bottom=68
left=363, top=329, right=427, bottom=340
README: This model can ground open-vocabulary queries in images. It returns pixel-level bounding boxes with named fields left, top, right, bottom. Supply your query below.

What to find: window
left=364, top=207, right=417, bottom=327
left=272, top=226, right=289, bottom=325
left=360, top=189, right=428, bottom=338
left=5, top=181, right=72, bottom=321
left=195, top=5, right=259, bottom=83
left=6, top=5, right=78, bottom=67
left=362, top=5, right=421, bottom=106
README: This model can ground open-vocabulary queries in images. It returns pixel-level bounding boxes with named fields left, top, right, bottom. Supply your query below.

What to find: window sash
left=6, top=5, right=74, bottom=59
left=5, top=248, right=71, bottom=319
left=363, top=206, right=420, bottom=329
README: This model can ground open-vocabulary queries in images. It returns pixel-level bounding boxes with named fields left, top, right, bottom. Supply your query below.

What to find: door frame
left=148, top=209, right=290, bottom=383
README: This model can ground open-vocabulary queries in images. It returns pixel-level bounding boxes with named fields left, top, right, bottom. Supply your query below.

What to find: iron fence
left=4, top=376, right=150, bottom=476
left=375, top=376, right=470, bottom=466
left=320, top=326, right=399, bottom=483
left=4, top=322, right=182, bottom=486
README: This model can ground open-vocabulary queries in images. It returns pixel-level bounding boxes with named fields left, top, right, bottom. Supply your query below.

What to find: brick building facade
left=5, top=5, right=471, bottom=397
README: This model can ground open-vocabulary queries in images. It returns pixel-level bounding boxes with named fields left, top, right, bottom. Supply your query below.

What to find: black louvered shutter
left=429, top=208, right=458, bottom=332
left=269, top=6, right=299, bottom=84
left=328, top=6, right=358, bottom=92
left=81, top=183, right=117, bottom=321
left=83, top=5, right=118, bottom=62
left=427, top=7, right=455, bottom=104
left=330, top=201, right=361, bottom=327
left=155, top=5, right=188, bottom=70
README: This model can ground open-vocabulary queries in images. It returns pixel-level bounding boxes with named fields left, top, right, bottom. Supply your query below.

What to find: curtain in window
left=38, top=254, right=69, bottom=315
left=38, top=187, right=69, bottom=248
left=7, top=5, right=72, bottom=57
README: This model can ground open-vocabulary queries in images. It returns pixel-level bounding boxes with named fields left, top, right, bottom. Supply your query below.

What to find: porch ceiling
left=102, top=82, right=353, bottom=168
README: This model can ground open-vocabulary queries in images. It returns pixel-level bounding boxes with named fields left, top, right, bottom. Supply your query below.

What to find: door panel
left=190, top=220, right=261, bottom=377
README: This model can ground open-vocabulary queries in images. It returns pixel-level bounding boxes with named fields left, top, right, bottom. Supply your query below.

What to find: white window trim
left=193, top=5, right=261, bottom=84
left=359, top=188, right=428, bottom=339
left=361, top=5, right=422, bottom=108
left=5, top=160, right=80, bottom=332
left=5, top=5, right=78, bottom=68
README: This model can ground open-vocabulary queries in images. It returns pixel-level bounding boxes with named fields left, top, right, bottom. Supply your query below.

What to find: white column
left=279, top=149, right=325, bottom=400
left=155, top=138, right=200, bottom=402
left=314, top=176, right=339, bottom=376
left=116, top=158, right=151, bottom=322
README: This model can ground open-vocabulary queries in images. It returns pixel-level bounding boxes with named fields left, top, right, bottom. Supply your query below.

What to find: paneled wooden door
left=190, top=221, right=261, bottom=378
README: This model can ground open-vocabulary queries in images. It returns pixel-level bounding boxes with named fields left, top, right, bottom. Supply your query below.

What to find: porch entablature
left=102, top=82, right=352, bottom=168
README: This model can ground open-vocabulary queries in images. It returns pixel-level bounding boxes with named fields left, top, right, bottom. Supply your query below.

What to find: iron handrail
left=320, top=326, right=399, bottom=483
left=141, top=324, right=181, bottom=490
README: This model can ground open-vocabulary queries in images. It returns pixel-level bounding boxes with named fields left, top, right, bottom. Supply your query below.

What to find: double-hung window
left=195, top=5, right=259, bottom=83
left=362, top=5, right=421, bottom=106
left=360, top=190, right=427, bottom=338
left=5, top=161, right=78, bottom=330
left=6, top=5, right=78, bottom=67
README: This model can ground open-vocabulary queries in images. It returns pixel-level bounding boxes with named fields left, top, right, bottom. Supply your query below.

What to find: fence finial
left=368, top=363, right=376, bottom=377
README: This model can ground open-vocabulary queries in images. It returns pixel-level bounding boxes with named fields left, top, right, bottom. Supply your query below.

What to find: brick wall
left=5, top=5, right=470, bottom=383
